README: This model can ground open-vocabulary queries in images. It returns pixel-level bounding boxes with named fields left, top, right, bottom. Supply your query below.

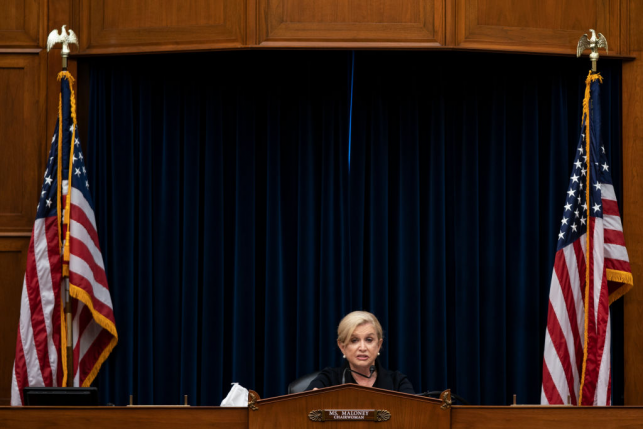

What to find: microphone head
left=369, top=365, right=375, bottom=374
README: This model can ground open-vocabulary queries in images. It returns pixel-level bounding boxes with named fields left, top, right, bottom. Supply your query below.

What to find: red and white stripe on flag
left=11, top=218, right=64, bottom=405
left=67, top=186, right=117, bottom=387
left=541, top=72, right=632, bottom=407
left=11, top=71, right=117, bottom=405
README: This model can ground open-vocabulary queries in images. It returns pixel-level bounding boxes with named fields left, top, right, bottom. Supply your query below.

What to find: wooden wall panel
left=1, top=0, right=640, bottom=408
left=0, top=0, right=46, bottom=48
left=77, top=0, right=246, bottom=54
left=48, top=0, right=630, bottom=54
left=453, top=0, right=621, bottom=54
left=49, top=0, right=73, bottom=40
left=0, top=52, right=46, bottom=404
left=0, top=238, right=30, bottom=405
left=0, top=54, right=46, bottom=234
left=257, top=0, right=444, bottom=47
left=622, top=0, right=643, bottom=406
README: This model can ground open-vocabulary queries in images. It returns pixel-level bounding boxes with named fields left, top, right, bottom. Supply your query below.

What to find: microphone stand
left=417, top=390, right=470, bottom=405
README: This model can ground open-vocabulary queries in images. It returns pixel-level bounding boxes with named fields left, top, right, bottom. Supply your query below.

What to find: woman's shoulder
left=319, top=366, right=344, bottom=376
left=378, top=367, right=415, bottom=394
left=305, top=366, right=344, bottom=391
left=392, top=370, right=415, bottom=394
left=378, top=366, right=406, bottom=381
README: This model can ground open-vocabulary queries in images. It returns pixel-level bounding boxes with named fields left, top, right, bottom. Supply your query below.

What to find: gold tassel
left=57, top=70, right=81, bottom=384
left=607, top=269, right=634, bottom=305
left=579, top=71, right=601, bottom=406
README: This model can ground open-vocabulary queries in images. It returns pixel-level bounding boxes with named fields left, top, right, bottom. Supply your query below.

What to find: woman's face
left=338, top=323, right=382, bottom=373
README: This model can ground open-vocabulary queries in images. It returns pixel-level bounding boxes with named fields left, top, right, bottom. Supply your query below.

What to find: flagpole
left=47, top=25, right=79, bottom=388
left=576, top=29, right=608, bottom=406
left=63, top=278, right=73, bottom=386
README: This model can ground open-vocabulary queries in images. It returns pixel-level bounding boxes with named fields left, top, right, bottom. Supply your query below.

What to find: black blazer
left=305, top=359, right=415, bottom=394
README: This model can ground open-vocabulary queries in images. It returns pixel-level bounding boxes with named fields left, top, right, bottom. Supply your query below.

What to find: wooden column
left=622, top=0, right=643, bottom=406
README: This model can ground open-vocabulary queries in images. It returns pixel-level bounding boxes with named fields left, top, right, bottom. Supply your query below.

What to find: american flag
left=541, top=73, right=633, bottom=406
left=11, top=72, right=117, bottom=405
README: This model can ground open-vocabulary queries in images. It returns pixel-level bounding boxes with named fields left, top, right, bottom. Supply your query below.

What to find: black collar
left=343, top=358, right=383, bottom=385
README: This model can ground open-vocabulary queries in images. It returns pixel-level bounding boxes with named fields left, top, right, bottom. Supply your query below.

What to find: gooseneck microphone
left=342, top=365, right=376, bottom=384
left=416, top=390, right=470, bottom=405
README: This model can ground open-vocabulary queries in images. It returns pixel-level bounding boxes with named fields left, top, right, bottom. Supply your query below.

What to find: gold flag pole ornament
left=46, top=25, right=79, bottom=386
left=47, top=25, right=78, bottom=71
left=577, top=29, right=608, bottom=72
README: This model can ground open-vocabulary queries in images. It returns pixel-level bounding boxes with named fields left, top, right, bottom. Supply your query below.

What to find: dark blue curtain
left=348, top=52, right=623, bottom=405
left=86, top=51, right=623, bottom=406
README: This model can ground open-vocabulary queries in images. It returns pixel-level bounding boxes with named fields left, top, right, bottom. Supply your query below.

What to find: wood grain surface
left=2, top=401, right=643, bottom=428
left=0, top=407, right=247, bottom=428
left=454, top=0, right=620, bottom=55
left=621, top=0, right=643, bottom=407
left=258, top=0, right=444, bottom=46
left=0, top=238, right=30, bottom=405
left=0, top=0, right=45, bottom=48
left=452, top=406, right=643, bottom=429
left=1, top=0, right=643, bottom=409
left=78, top=0, right=245, bottom=54
left=0, top=0, right=626, bottom=54
left=250, top=385, right=450, bottom=429
left=47, top=0, right=629, bottom=54
left=0, top=53, right=46, bottom=234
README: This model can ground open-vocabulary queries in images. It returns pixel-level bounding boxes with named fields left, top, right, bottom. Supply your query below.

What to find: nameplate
left=308, top=409, right=391, bottom=422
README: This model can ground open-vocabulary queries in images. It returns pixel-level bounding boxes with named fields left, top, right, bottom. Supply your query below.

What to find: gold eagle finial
left=577, top=29, right=608, bottom=72
left=47, top=26, right=79, bottom=70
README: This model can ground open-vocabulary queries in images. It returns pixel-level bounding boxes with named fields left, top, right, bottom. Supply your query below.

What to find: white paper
left=220, top=382, right=249, bottom=407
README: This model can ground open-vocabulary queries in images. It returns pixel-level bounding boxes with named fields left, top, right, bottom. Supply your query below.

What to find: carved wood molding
left=0, top=0, right=46, bottom=49
left=77, top=0, right=246, bottom=54
left=454, top=0, right=621, bottom=55
left=0, top=53, right=45, bottom=233
left=257, top=0, right=444, bottom=46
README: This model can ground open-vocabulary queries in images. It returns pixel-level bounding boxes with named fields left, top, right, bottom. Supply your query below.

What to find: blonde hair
left=337, top=311, right=383, bottom=345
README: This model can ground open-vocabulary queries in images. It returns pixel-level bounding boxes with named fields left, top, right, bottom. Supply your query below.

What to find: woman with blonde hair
left=305, top=311, right=414, bottom=393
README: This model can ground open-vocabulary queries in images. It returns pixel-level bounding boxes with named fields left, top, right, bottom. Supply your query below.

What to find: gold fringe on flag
left=56, top=71, right=118, bottom=387
left=578, top=71, right=601, bottom=406
left=607, top=270, right=634, bottom=305
left=69, top=285, right=119, bottom=386
left=58, top=71, right=76, bottom=387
